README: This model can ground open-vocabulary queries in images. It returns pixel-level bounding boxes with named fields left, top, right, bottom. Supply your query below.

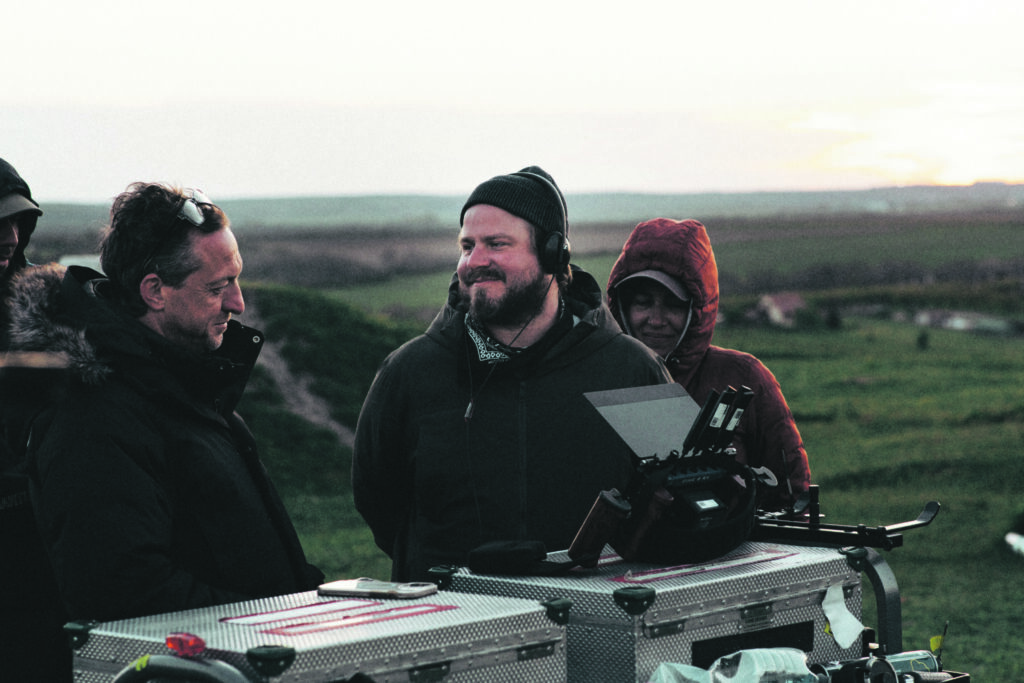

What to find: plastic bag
left=647, top=648, right=819, bottom=683
left=709, top=648, right=818, bottom=682
left=647, top=662, right=709, bottom=683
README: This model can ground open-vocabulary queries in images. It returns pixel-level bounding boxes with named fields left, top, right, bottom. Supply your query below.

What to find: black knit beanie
left=460, top=165, right=567, bottom=239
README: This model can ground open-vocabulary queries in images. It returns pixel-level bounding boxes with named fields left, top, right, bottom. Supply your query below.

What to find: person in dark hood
left=0, top=158, right=70, bottom=682
left=5, top=183, right=323, bottom=630
left=607, top=218, right=810, bottom=510
left=0, top=158, right=43, bottom=346
left=352, top=166, right=671, bottom=581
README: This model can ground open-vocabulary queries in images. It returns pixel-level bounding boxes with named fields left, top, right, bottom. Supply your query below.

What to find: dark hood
left=607, top=218, right=718, bottom=385
left=0, top=159, right=42, bottom=282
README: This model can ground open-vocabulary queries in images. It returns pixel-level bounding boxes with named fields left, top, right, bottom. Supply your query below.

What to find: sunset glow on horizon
left=4, top=1, right=1022, bottom=201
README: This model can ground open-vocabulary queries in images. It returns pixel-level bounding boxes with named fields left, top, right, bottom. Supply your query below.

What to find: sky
left=4, top=0, right=1023, bottom=203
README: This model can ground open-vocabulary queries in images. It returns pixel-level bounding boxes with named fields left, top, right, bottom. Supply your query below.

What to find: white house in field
left=755, top=292, right=807, bottom=328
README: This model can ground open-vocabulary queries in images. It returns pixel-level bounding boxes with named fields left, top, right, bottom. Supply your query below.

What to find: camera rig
left=572, top=383, right=942, bottom=566
left=571, top=386, right=763, bottom=566
left=753, top=486, right=940, bottom=551
left=574, top=382, right=943, bottom=660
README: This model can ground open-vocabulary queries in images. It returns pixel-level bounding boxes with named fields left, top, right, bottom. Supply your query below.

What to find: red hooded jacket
left=607, top=218, right=811, bottom=508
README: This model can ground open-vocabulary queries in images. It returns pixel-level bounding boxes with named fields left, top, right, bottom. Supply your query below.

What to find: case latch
left=246, top=645, right=296, bottom=677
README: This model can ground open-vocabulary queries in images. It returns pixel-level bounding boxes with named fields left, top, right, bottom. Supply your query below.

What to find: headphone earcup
left=542, top=232, right=571, bottom=274
left=510, top=170, right=570, bottom=274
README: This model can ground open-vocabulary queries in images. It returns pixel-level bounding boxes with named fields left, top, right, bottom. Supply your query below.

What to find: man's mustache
left=462, top=267, right=505, bottom=285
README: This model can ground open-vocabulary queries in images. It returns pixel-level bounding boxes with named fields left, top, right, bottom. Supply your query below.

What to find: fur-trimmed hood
left=6, top=263, right=108, bottom=385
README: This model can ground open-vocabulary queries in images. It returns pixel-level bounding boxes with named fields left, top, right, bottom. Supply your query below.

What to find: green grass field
left=719, top=320, right=1024, bottom=679
left=237, top=276, right=1024, bottom=680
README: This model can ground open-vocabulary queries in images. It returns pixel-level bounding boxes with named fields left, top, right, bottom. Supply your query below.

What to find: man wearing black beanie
left=353, top=165, right=672, bottom=581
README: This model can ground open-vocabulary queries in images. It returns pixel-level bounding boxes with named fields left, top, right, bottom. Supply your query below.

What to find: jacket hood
left=607, top=218, right=718, bottom=383
left=6, top=264, right=106, bottom=384
left=6, top=263, right=262, bottom=410
left=0, top=159, right=42, bottom=281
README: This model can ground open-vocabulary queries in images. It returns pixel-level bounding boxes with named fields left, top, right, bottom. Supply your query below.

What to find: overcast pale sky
left=4, top=0, right=1022, bottom=202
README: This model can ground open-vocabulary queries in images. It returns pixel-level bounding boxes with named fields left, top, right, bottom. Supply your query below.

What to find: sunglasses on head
left=140, top=189, right=214, bottom=275
left=177, top=189, right=212, bottom=226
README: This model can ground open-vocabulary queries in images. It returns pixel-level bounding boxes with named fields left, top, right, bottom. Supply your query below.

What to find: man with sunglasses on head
left=5, top=182, right=323, bottom=629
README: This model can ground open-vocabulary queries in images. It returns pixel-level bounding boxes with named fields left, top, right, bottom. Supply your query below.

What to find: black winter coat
left=6, top=264, right=323, bottom=622
left=352, top=267, right=672, bottom=581
left=0, top=160, right=63, bottom=680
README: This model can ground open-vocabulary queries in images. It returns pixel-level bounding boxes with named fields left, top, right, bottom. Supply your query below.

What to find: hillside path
left=244, top=304, right=356, bottom=449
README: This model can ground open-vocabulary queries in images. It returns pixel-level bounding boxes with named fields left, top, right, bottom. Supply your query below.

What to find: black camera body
left=570, top=386, right=759, bottom=566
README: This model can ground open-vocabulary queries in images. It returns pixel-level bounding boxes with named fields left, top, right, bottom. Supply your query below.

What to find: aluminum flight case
left=430, top=541, right=866, bottom=683
left=68, top=588, right=568, bottom=682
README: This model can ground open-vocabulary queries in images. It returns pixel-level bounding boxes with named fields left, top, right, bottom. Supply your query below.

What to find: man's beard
left=461, top=267, right=552, bottom=329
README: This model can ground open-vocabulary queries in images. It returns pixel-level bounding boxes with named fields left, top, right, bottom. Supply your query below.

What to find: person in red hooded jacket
left=607, top=218, right=811, bottom=511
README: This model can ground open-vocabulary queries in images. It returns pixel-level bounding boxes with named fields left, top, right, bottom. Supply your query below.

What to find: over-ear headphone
left=510, top=171, right=572, bottom=275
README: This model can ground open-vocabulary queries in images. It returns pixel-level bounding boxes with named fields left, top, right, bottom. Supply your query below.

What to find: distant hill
left=34, top=182, right=1024, bottom=235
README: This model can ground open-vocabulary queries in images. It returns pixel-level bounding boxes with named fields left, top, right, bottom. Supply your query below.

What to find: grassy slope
left=238, top=284, right=419, bottom=581
left=238, top=278, right=1023, bottom=679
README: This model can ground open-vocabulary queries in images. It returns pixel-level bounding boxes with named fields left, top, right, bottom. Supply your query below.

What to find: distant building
left=755, top=293, right=807, bottom=328
left=914, top=309, right=1013, bottom=335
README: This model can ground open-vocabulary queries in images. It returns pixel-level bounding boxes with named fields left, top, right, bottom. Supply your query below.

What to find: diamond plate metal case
left=432, top=541, right=865, bottom=683
left=69, top=589, right=568, bottom=682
